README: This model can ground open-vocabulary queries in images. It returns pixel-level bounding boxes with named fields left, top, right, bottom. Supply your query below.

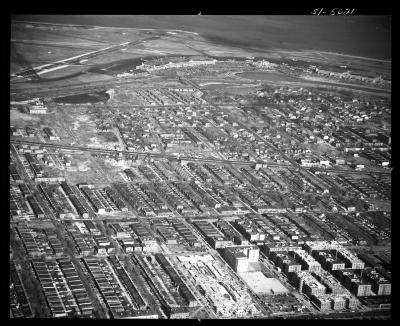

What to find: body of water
left=12, top=15, right=391, bottom=61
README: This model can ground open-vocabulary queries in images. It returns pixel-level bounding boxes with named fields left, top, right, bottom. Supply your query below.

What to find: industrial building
left=223, top=245, right=260, bottom=272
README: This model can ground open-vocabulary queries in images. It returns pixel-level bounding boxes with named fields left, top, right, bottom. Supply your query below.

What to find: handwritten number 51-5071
left=311, top=8, right=355, bottom=15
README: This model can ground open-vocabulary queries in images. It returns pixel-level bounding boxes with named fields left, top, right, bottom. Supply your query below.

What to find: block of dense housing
left=57, top=258, right=94, bottom=315
left=313, top=270, right=348, bottom=295
left=314, top=250, right=346, bottom=271
left=304, top=241, right=355, bottom=271
left=234, top=187, right=270, bottom=214
left=64, top=222, right=95, bottom=256
left=363, top=269, right=391, bottom=296
left=311, top=294, right=331, bottom=311
left=234, top=217, right=267, bottom=242
left=83, top=220, right=101, bottom=236
left=80, top=187, right=108, bottom=214
left=223, top=245, right=260, bottom=272
left=27, top=195, right=45, bottom=218
left=93, top=235, right=115, bottom=255
left=104, top=186, right=128, bottom=211
left=215, top=219, right=250, bottom=245
left=290, top=270, right=326, bottom=296
left=132, top=254, right=198, bottom=318
left=10, top=164, right=23, bottom=183
left=83, top=258, right=126, bottom=317
left=44, top=230, right=64, bottom=256
left=170, top=220, right=200, bottom=247
left=118, top=237, right=143, bottom=253
left=16, top=225, right=42, bottom=257
left=254, top=214, right=288, bottom=241
left=108, top=256, right=147, bottom=310
left=10, top=261, right=33, bottom=318
left=154, top=254, right=199, bottom=307
left=16, top=224, right=64, bottom=257
left=109, top=223, right=130, bottom=239
left=152, top=219, right=179, bottom=245
left=311, top=293, right=358, bottom=312
left=132, top=254, right=179, bottom=311
left=31, top=259, right=68, bottom=317
left=333, top=269, right=372, bottom=297
left=261, top=240, right=302, bottom=257
left=38, top=184, right=69, bottom=218
left=293, top=249, right=322, bottom=273
left=263, top=213, right=308, bottom=241
left=130, top=219, right=157, bottom=251
left=336, top=248, right=365, bottom=269
left=270, top=251, right=302, bottom=274
left=193, top=221, right=232, bottom=249
left=61, top=182, right=89, bottom=218
left=31, top=259, right=93, bottom=317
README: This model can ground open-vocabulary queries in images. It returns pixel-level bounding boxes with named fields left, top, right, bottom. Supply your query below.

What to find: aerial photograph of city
left=9, top=15, right=391, bottom=319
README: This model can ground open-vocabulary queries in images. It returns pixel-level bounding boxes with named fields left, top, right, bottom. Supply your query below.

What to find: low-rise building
left=27, top=104, right=47, bottom=114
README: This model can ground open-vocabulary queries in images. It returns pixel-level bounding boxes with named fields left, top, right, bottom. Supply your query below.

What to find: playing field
left=239, top=271, right=289, bottom=295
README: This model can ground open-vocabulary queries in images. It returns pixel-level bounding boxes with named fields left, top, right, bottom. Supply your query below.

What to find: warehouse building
left=223, top=245, right=259, bottom=272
